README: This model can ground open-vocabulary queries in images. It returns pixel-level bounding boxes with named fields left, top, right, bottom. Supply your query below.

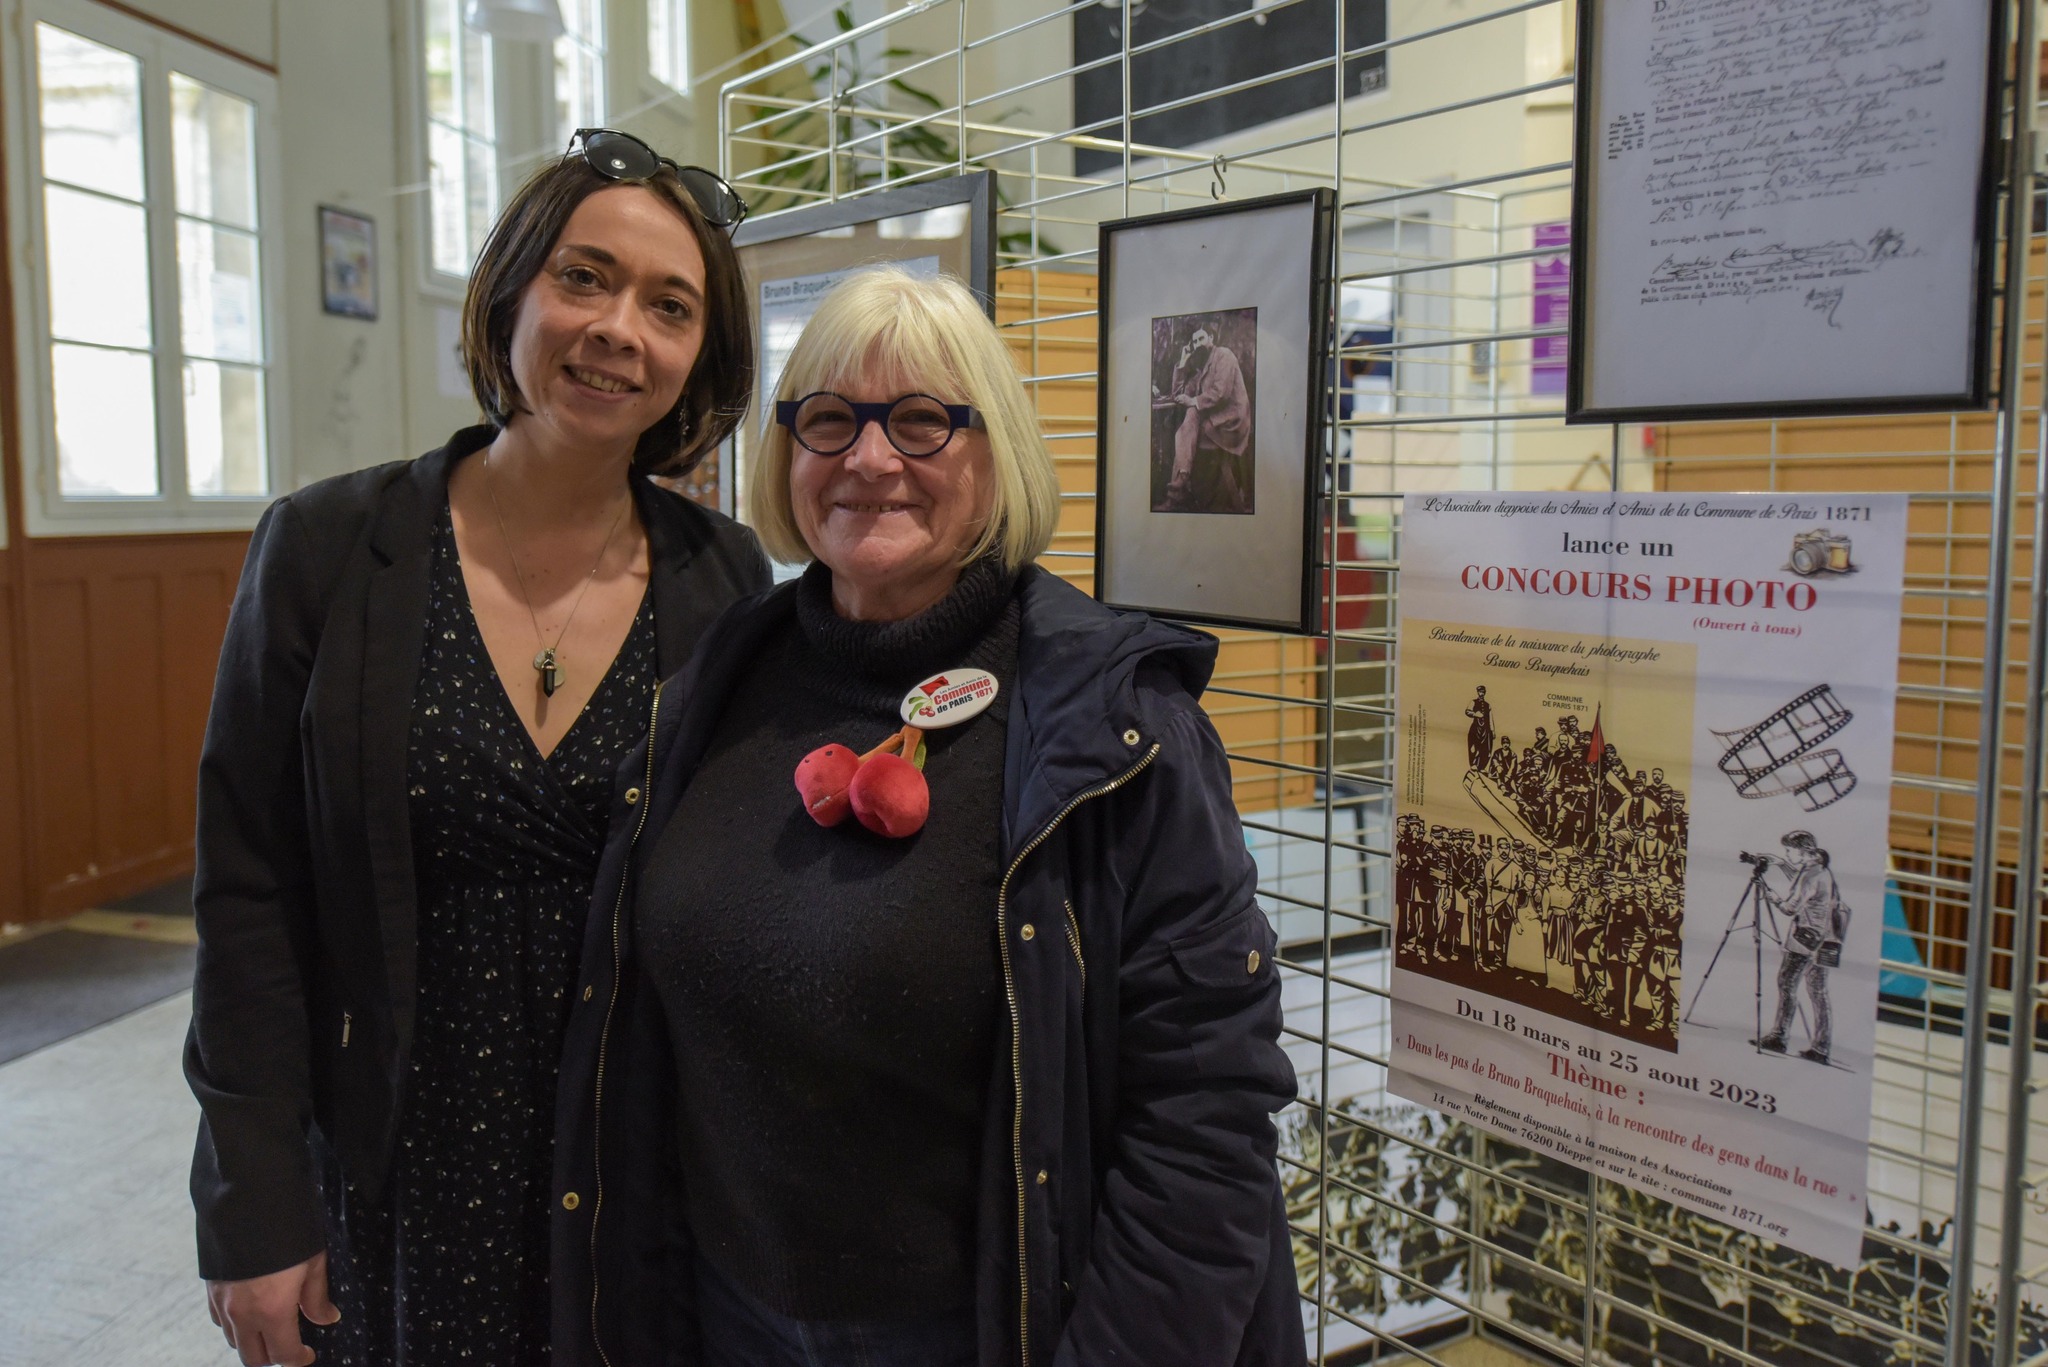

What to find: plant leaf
left=910, top=728, right=928, bottom=771
left=889, top=78, right=945, bottom=109
left=834, top=5, right=855, bottom=31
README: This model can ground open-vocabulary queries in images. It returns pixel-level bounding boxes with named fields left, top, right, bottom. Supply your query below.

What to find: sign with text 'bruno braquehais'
left=1390, top=490, right=1905, bottom=1267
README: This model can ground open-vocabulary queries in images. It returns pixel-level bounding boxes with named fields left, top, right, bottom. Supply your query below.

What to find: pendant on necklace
left=534, top=647, right=563, bottom=698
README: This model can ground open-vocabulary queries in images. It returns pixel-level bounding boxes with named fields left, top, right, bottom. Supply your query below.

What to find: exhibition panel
left=717, top=3, right=2044, bottom=1364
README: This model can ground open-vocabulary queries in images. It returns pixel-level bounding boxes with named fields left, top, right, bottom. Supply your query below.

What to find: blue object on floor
left=1879, top=879, right=1926, bottom=1000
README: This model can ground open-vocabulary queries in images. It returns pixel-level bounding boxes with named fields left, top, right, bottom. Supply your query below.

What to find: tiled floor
left=0, top=995, right=1564, bottom=1367
left=0, top=993, right=225, bottom=1367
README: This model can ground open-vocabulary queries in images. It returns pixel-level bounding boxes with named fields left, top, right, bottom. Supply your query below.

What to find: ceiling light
left=463, top=0, right=565, bottom=42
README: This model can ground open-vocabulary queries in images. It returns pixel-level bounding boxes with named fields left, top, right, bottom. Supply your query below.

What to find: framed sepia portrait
left=1095, top=188, right=1335, bottom=633
left=318, top=206, right=377, bottom=321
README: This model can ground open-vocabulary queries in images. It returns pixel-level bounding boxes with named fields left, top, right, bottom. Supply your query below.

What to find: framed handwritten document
left=1566, top=0, right=2004, bottom=423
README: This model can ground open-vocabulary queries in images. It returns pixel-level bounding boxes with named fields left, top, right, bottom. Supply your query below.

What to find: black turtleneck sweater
left=635, top=558, right=1015, bottom=1320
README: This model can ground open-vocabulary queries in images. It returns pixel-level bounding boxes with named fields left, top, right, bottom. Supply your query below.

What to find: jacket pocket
left=1168, top=905, right=1276, bottom=990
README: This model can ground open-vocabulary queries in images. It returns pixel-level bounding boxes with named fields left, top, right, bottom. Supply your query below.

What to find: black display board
left=1072, top=0, right=1386, bottom=177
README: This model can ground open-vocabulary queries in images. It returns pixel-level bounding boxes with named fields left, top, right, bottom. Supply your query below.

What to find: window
left=172, top=73, right=268, bottom=497
left=417, top=0, right=610, bottom=285
left=4, top=0, right=285, bottom=531
left=423, top=0, right=497, bottom=278
left=555, top=0, right=607, bottom=147
left=647, top=0, right=688, bottom=94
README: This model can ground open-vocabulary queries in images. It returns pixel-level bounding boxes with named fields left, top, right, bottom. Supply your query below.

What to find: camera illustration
left=1788, top=527, right=1854, bottom=577
left=1738, top=850, right=1770, bottom=868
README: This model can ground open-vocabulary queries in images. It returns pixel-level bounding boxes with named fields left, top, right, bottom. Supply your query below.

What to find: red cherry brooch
left=795, top=724, right=931, bottom=838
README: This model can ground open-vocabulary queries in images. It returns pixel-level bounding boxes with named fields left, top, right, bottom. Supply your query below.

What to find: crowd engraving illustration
left=1396, top=685, right=1690, bottom=1050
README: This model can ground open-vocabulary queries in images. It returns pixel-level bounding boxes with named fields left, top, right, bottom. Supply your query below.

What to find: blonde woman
left=547, top=268, right=1305, bottom=1366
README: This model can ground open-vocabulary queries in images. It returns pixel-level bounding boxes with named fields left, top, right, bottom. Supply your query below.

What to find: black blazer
left=184, top=426, right=771, bottom=1281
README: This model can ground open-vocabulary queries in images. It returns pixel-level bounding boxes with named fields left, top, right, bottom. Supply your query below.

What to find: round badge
left=902, top=668, right=999, bottom=728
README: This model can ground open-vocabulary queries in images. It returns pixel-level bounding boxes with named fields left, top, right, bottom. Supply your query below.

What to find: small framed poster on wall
left=318, top=206, right=377, bottom=321
left=1095, top=188, right=1335, bottom=634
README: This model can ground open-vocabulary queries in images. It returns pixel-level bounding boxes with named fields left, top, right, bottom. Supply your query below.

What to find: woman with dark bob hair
left=548, top=267, right=1306, bottom=1367
left=187, top=131, right=770, bottom=1367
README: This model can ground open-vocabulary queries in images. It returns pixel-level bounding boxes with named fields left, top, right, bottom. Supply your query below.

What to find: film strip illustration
left=1712, top=685, right=1857, bottom=812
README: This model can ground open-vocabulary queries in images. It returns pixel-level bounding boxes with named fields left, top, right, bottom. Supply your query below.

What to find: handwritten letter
left=1578, top=0, right=1991, bottom=413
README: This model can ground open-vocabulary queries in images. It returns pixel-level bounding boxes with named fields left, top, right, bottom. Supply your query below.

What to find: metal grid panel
left=719, top=4, right=2048, bottom=1361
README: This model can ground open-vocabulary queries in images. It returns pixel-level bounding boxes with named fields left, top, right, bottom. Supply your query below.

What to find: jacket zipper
left=589, top=681, right=663, bottom=1367
left=995, top=741, right=1160, bottom=1366
left=340, top=1012, right=351, bottom=1048
left=1061, top=900, right=1085, bottom=1003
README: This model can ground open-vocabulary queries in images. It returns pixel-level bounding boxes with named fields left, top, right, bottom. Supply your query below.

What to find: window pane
left=44, top=185, right=153, bottom=350
left=178, top=221, right=261, bottom=363
left=462, top=26, right=494, bottom=134
left=184, top=361, right=267, bottom=497
left=425, top=0, right=495, bottom=279
left=52, top=343, right=158, bottom=496
left=554, top=42, right=603, bottom=147
left=465, top=136, right=498, bottom=269
left=428, top=121, right=468, bottom=276
left=171, top=74, right=257, bottom=229
left=556, top=0, right=604, bottom=144
left=567, top=0, right=602, bottom=39
left=648, top=0, right=687, bottom=92
left=424, top=0, right=457, bottom=123
left=36, top=24, right=144, bottom=201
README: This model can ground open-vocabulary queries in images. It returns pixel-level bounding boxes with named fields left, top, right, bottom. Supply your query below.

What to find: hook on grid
left=1210, top=154, right=1231, bottom=201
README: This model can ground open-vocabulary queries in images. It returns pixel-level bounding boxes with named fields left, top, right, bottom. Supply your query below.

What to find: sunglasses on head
left=565, top=128, right=750, bottom=230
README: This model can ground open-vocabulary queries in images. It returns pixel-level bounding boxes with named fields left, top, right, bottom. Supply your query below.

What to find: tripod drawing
left=1682, top=858, right=1810, bottom=1053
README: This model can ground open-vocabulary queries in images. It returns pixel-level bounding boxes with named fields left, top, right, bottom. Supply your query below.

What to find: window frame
left=405, top=0, right=627, bottom=301
left=2, top=0, right=289, bottom=536
left=402, top=0, right=499, bottom=301
left=644, top=0, right=689, bottom=98
left=554, top=0, right=609, bottom=150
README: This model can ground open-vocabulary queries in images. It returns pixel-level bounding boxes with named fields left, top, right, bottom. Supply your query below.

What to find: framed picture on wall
left=708, top=170, right=997, bottom=534
left=1565, top=0, right=2003, bottom=422
left=318, top=206, right=377, bottom=321
left=1095, top=188, right=1335, bottom=634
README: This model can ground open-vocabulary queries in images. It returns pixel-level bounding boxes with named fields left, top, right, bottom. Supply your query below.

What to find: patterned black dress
left=310, top=507, right=656, bottom=1366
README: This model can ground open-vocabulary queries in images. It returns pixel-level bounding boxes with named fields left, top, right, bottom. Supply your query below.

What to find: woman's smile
left=830, top=498, right=923, bottom=515
left=563, top=364, right=640, bottom=397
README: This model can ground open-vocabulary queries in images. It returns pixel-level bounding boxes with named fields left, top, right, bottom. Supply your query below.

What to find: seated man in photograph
left=1164, top=327, right=1252, bottom=510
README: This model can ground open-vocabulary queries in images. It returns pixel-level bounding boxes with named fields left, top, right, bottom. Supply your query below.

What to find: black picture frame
left=1564, top=0, right=2004, bottom=424
left=318, top=205, right=377, bottom=322
left=1094, top=188, right=1335, bottom=635
left=715, top=170, right=997, bottom=524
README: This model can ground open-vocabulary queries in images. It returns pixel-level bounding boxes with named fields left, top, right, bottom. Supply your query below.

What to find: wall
left=280, top=0, right=409, bottom=487
left=0, top=0, right=411, bottom=921
left=0, top=0, right=815, bottom=921
left=0, top=551, right=24, bottom=919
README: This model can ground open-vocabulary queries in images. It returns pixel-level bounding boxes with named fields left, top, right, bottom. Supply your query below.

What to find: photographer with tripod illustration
left=1750, top=830, right=1849, bottom=1066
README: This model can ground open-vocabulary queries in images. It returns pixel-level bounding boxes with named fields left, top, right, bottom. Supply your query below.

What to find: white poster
left=1390, top=491, right=1906, bottom=1267
left=755, top=255, right=939, bottom=424
left=1574, top=0, right=1995, bottom=416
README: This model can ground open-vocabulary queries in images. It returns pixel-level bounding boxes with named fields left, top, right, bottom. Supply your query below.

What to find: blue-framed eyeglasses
left=774, top=392, right=983, bottom=458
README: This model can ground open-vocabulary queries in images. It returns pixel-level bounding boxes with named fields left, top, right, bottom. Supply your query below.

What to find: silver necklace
left=484, top=455, right=629, bottom=699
